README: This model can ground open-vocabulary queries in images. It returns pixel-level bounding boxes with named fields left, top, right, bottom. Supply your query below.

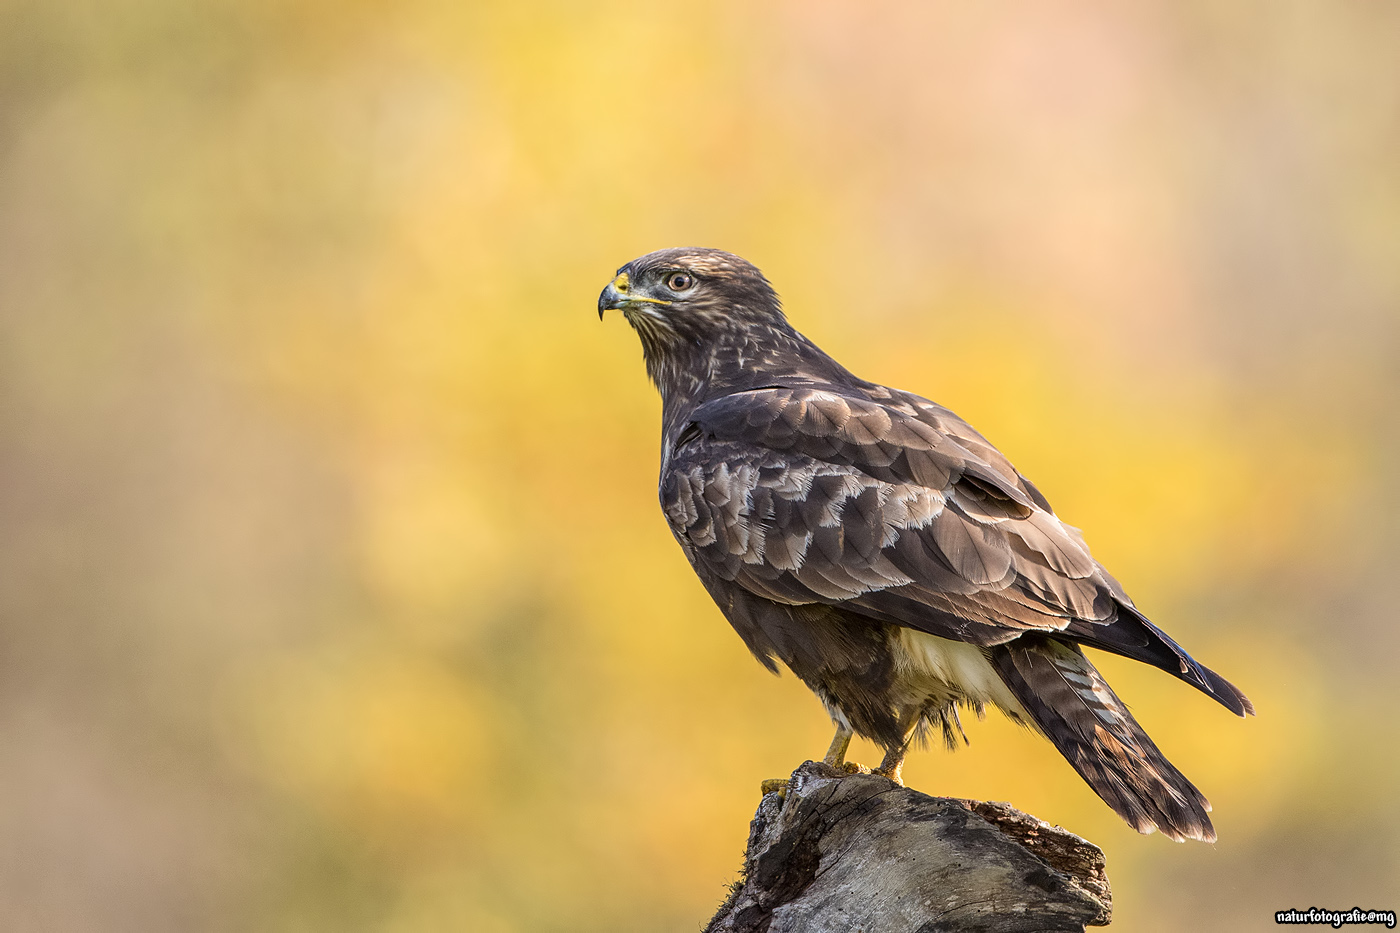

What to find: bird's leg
left=822, top=724, right=867, bottom=775
left=874, top=710, right=920, bottom=785
left=822, top=724, right=853, bottom=767
left=875, top=746, right=908, bottom=786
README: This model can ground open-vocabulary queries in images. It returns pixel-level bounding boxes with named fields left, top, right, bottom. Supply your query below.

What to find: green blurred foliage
left=2, top=1, right=1398, bottom=930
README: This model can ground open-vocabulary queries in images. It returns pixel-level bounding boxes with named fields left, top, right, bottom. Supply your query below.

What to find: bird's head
left=598, top=247, right=785, bottom=356
left=600, top=247, right=850, bottom=405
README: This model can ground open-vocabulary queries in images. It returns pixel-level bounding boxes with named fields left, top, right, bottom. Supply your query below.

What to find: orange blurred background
left=2, top=1, right=1397, bottom=929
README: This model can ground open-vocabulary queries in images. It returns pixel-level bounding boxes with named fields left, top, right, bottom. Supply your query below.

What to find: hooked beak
left=598, top=270, right=671, bottom=320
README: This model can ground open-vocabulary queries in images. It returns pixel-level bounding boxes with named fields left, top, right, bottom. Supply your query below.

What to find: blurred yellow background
left=2, top=1, right=1397, bottom=930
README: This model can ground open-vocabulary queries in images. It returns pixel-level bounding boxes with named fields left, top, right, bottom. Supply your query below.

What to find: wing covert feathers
left=667, top=385, right=1254, bottom=717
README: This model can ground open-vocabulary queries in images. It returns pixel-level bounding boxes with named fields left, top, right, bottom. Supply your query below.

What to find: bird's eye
left=666, top=272, right=694, bottom=292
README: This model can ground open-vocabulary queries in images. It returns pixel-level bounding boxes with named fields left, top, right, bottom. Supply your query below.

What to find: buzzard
left=599, top=247, right=1253, bottom=842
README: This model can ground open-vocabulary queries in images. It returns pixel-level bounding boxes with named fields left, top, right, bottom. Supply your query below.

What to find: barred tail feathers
left=991, top=637, right=1216, bottom=843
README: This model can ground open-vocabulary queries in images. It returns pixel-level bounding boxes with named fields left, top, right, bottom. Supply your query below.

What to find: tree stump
left=706, top=761, right=1112, bottom=933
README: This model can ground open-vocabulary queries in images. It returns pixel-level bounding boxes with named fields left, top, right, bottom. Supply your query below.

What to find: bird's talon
left=759, top=778, right=788, bottom=797
left=874, top=766, right=905, bottom=786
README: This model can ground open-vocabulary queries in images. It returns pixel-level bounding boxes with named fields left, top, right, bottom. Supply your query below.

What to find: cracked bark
left=705, top=761, right=1112, bottom=933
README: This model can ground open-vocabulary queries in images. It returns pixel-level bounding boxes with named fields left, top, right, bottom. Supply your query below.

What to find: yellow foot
left=759, top=777, right=789, bottom=797
left=873, top=765, right=905, bottom=786
left=762, top=760, right=876, bottom=798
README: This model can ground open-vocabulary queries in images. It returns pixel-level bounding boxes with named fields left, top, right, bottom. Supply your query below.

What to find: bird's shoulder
left=673, top=381, right=1051, bottom=514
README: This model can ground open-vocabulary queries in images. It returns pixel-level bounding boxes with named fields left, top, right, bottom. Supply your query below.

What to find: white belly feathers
left=890, top=628, right=1033, bottom=727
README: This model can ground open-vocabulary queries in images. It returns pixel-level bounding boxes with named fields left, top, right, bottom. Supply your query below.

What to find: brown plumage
left=599, top=247, right=1254, bottom=842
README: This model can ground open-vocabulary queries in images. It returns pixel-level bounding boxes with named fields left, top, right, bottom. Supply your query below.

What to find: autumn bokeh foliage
left=2, top=2, right=1397, bottom=930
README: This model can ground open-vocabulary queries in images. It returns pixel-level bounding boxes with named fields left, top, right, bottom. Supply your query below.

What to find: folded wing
left=663, top=386, right=1252, bottom=717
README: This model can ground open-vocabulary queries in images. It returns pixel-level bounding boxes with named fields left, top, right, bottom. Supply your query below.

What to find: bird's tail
left=990, top=636, right=1216, bottom=842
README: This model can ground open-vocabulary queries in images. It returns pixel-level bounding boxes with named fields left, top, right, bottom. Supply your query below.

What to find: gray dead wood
left=705, top=761, right=1112, bottom=933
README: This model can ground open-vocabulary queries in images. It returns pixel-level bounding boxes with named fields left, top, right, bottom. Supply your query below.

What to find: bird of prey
left=599, top=247, right=1253, bottom=842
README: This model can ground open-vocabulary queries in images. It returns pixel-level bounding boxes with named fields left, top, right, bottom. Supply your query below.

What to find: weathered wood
left=706, top=761, right=1112, bottom=933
